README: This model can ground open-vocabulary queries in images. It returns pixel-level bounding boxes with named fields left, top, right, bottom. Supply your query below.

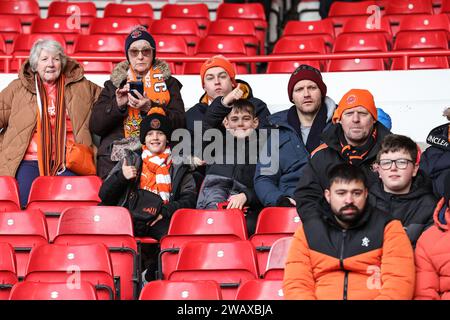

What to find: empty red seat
left=154, top=35, right=189, bottom=74
left=397, top=14, right=450, bottom=36
left=150, top=19, right=201, bottom=55
left=25, top=243, right=115, bottom=300
left=161, top=3, right=210, bottom=37
left=30, top=17, right=82, bottom=52
left=0, top=242, right=17, bottom=300
left=53, top=206, right=139, bottom=300
left=0, top=176, right=20, bottom=212
left=327, top=58, right=386, bottom=71
left=235, top=279, right=284, bottom=300
left=0, top=15, right=22, bottom=54
left=266, top=60, right=322, bottom=73
left=72, top=34, right=124, bottom=68
left=208, top=20, right=259, bottom=55
left=79, top=61, right=114, bottom=74
left=250, top=207, right=300, bottom=277
left=263, top=237, right=293, bottom=280
left=139, top=280, right=222, bottom=300
left=47, top=1, right=97, bottom=32
left=26, top=176, right=102, bottom=241
left=333, top=33, right=388, bottom=53
left=169, top=241, right=259, bottom=300
left=9, top=281, right=98, bottom=300
left=0, top=209, right=48, bottom=278
left=282, top=19, right=335, bottom=46
left=159, top=208, right=247, bottom=280
left=89, top=17, right=142, bottom=35
left=0, top=0, right=40, bottom=33
left=328, top=0, right=378, bottom=34
left=385, top=0, right=434, bottom=34
left=341, top=16, right=392, bottom=43
left=103, top=3, right=153, bottom=28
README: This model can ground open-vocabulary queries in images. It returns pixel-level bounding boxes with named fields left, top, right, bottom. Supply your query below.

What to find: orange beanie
left=200, top=55, right=237, bottom=87
left=333, top=89, right=378, bottom=123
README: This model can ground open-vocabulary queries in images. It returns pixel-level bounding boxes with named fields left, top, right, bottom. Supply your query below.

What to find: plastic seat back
left=327, top=58, right=386, bottom=72
left=169, top=241, right=258, bottom=300
left=161, top=4, right=210, bottom=37
left=0, top=176, right=20, bottom=212
left=25, top=243, right=115, bottom=300
left=9, top=281, right=98, bottom=300
left=89, top=17, right=142, bottom=35
left=264, top=237, right=293, bottom=280
left=0, top=209, right=48, bottom=278
left=282, top=19, right=335, bottom=46
left=0, top=15, right=22, bottom=53
left=266, top=60, right=323, bottom=73
left=104, top=3, right=153, bottom=28
left=0, top=242, right=17, bottom=300
left=47, top=1, right=97, bottom=31
left=0, top=0, right=40, bottom=33
left=139, top=280, right=222, bottom=300
left=235, top=279, right=284, bottom=300
left=54, top=206, right=138, bottom=300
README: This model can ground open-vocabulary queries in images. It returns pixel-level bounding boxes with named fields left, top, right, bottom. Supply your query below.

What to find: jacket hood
left=433, top=197, right=450, bottom=231
left=19, top=58, right=85, bottom=94
left=425, top=122, right=450, bottom=151
left=110, top=59, right=171, bottom=88
left=198, top=78, right=254, bottom=103
left=370, top=170, right=434, bottom=201
left=268, top=96, right=336, bottom=127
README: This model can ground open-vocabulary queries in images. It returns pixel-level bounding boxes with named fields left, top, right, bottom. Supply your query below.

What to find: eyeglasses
left=378, top=159, right=413, bottom=170
left=128, top=48, right=153, bottom=58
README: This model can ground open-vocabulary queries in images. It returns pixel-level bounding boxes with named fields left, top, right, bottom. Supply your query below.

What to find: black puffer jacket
left=98, top=151, right=197, bottom=239
left=368, top=170, right=437, bottom=246
left=294, top=122, right=391, bottom=220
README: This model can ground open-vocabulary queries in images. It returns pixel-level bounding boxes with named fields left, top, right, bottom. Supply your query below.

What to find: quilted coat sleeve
left=414, top=228, right=441, bottom=300
left=283, top=226, right=317, bottom=300
left=375, top=220, right=416, bottom=300
left=0, top=80, right=17, bottom=152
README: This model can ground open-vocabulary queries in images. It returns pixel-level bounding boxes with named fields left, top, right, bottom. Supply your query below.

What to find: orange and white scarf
left=124, top=65, right=171, bottom=138
left=139, top=146, right=172, bottom=203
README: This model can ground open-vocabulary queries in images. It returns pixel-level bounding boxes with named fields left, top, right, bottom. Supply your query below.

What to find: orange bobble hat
left=200, top=55, right=237, bottom=87
left=333, top=89, right=378, bottom=123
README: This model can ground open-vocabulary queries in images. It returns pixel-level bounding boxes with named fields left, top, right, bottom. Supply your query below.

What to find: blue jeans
left=16, top=160, right=76, bottom=208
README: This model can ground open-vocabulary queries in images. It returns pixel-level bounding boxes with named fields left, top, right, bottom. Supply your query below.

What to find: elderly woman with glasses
left=90, top=26, right=186, bottom=179
left=0, top=39, right=102, bottom=207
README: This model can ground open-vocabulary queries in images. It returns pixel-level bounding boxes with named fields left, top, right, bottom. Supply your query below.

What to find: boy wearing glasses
left=370, top=134, right=437, bottom=246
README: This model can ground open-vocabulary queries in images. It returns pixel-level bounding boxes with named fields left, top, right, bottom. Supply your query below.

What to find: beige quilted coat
left=0, top=58, right=101, bottom=176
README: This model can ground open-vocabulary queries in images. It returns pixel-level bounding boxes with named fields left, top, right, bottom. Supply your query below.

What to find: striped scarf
left=124, top=65, right=171, bottom=138
left=338, top=126, right=377, bottom=166
left=139, top=146, right=172, bottom=203
left=35, top=75, right=66, bottom=176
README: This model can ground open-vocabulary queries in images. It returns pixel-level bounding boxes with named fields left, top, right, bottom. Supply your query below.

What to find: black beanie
left=139, top=111, right=173, bottom=144
left=125, top=26, right=156, bottom=63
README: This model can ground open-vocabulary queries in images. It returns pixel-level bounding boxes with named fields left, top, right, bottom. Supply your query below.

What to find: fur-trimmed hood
left=110, top=59, right=172, bottom=88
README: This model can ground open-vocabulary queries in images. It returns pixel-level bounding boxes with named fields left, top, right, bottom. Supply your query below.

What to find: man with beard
left=283, top=163, right=415, bottom=300
left=254, top=64, right=336, bottom=207
left=294, top=88, right=391, bottom=220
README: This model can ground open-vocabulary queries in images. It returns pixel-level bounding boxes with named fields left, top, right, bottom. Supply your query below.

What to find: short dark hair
left=328, top=163, right=367, bottom=188
left=229, top=99, right=256, bottom=117
left=376, top=134, right=418, bottom=164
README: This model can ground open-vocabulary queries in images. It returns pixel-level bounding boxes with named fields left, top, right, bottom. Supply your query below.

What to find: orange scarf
left=35, top=75, right=66, bottom=176
left=124, top=65, right=171, bottom=138
left=140, top=146, right=172, bottom=204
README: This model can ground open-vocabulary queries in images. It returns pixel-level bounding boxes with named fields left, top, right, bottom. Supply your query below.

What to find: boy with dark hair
left=197, top=96, right=262, bottom=235
left=370, top=134, right=438, bottom=246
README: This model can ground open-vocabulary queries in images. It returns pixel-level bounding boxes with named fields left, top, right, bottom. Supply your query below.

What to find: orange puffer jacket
left=414, top=198, right=450, bottom=300
left=283, top=204, right=415, bottom=300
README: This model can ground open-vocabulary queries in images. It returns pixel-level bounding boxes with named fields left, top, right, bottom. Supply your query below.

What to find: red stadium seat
left=9, top=281, right=98, bottom=300
left=89, top=17, right=142, bottom=35
left=72, top=34, right=124, bottom=68
left=235, top=279, right=284, bottom=300
left=150, top=19, right=201, bottom=55
left=341, top=16, right=392, bottom=44
left=0, top=15, right=22, bottom=54
left=282, top=19, right=335, bottom=46
left=0, top=176, right=20, bottom=212
left=0, top=243, right=17, bottom=300
left=186, top=36, right=250, bottom=74
left=53, top=206, right=139, bottom=300
left=104, top=3, right=153, bottom=28
left=161, top=3, right=210, bottom=37
left=154, top=35, right=189, bottom=75
left=216, top=3, right=267, bottom=54
left=328, top=58, right=386, bottom=71
left=0, top=0, right=40, bottom=33
left=250, top=207, right=300, bottom=277
left=79, top=61, right=114, bottom=74
left=26, top=176, right=102, bottom=241
left=47, top=1, right=97, bottom=32
left=208, top=20, right=259, bottom=56
left=0, top=209, right=48, bottom=278
left=139, top=280, right=222, bottom=300
left=266, top=60, right=322, bottom=73
left=158, top=208, right=247, bottom=280
left=397, top=14, right=450, bottom=39
left=263, top=236, right=293, bottom=280
left=169, top=241, right=259, bottom=300
left=25, top=243, right=115, bottom=300
left=385, top=0, right=434, bottom=34
left=328, top=1, right=378, bottom=34
left=333, top=33, right=388, bottom=52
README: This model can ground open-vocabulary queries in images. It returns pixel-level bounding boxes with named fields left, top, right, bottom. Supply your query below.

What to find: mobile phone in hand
left=128, top=81, right=144, bottom=99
